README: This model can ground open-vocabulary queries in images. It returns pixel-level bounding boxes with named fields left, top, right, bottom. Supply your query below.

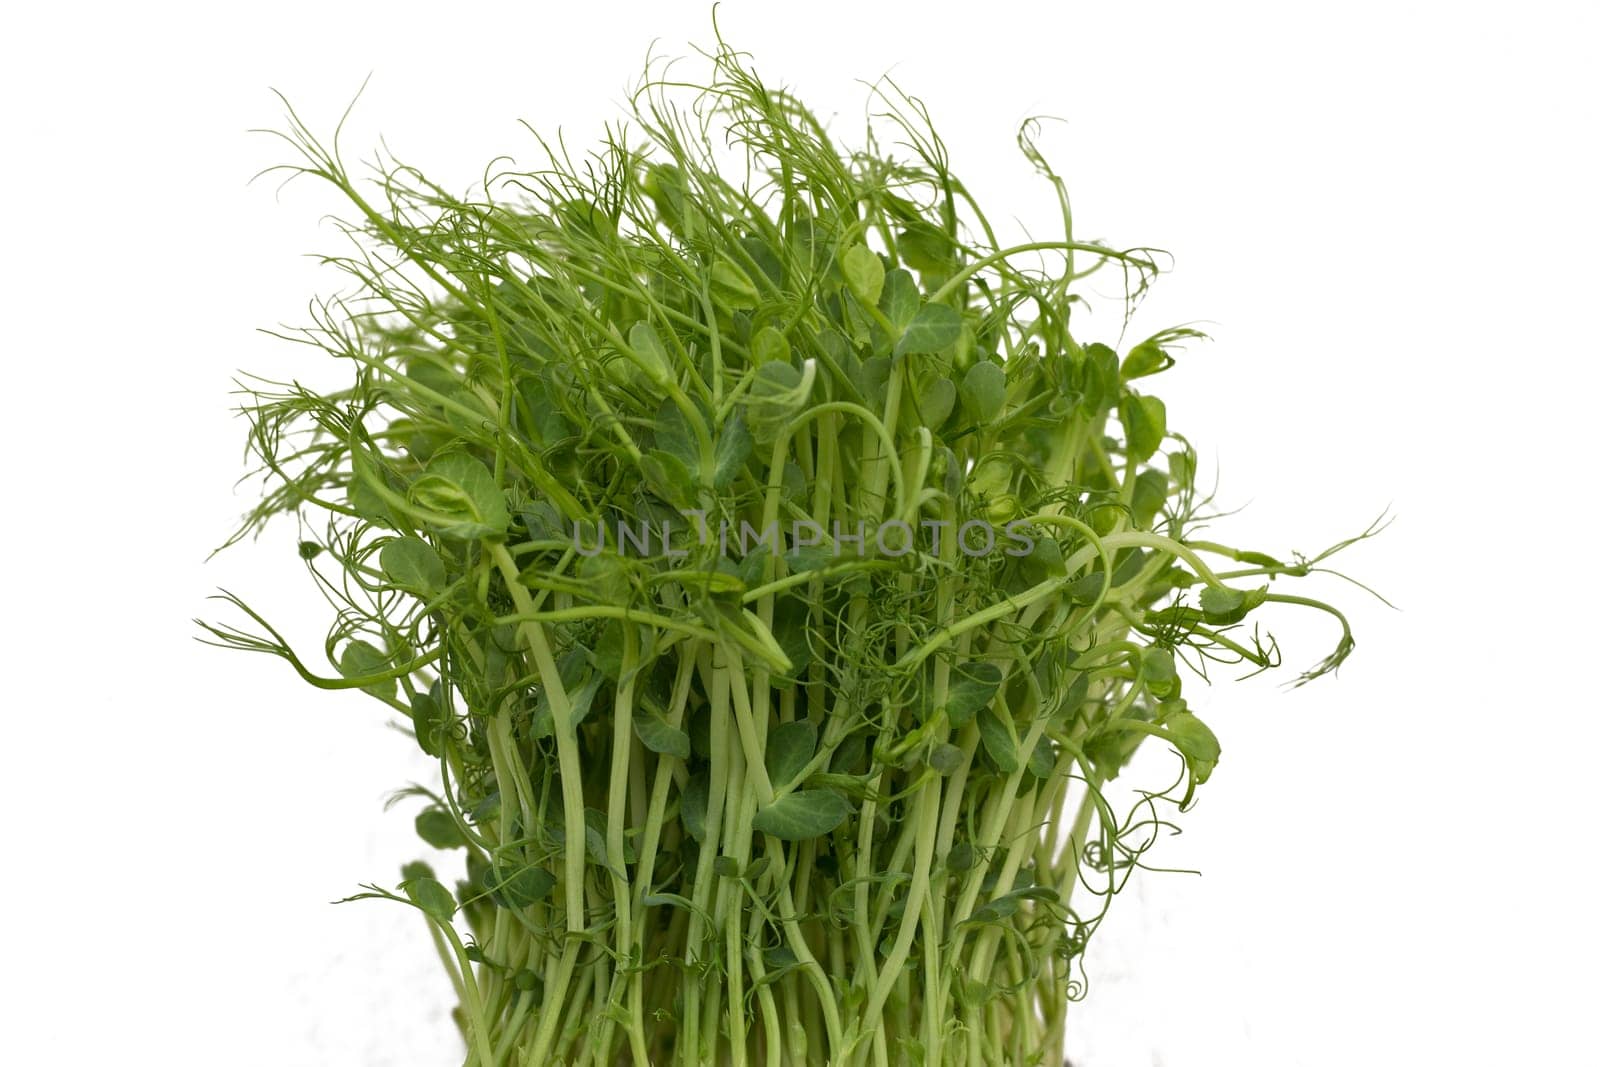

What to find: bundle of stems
left=205, top=34, right=1372, bottom=1067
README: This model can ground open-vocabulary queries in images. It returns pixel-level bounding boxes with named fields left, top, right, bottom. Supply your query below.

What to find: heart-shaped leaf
left=407, top=453, right=508, bottom=540
left=944, top=662, right=1003, bottom=727
left=959, top=360, right=1006, bottom=423
left=380, top=537, right=447, bottom=597
left=1118, top=392, right=1167, bottom=464
left=404, top=876, right=456, bottom=923
left=895, top=304, right=962, bottom=358
left=751, top=790, right=852, bottom=841
left=634, top=708, right=691, bottom=761
left=765, top=720, right=818, bottom=788
left=415, top=809, right=466, bottom=849
left=841, top=244, right=885, bottom=305
left=482, top=862, right=556, bottom=908
left=977, top=706, right=1020, bottom=774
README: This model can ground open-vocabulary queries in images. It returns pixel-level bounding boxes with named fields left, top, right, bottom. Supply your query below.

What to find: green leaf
left=574, top=551, right=631, bottom=603
left=959, top=361, right=1006, bottom=423
left=634, top=708, right=691, bottom=761
left=751, top=790, right=852, bottom=841
left=440, top=386, right=492, bottom=438
left=851, top=354, right=891, bottom=409
left=408, top=453, right=509, bottom=541
left=352, top=454, right=403, bottom=531
left=879, top=268, right=919, bottom=329
left=1016, top=535, right=1066, bottom=584
left=830, top=733, right=867, bottom=775
left=710, top=260, right=759, bottom=310
left=712, top=413, right=752, bottom=489
left=782, top=545, right=832, bottom=574
left=687, top=705, right=711, bottom=759
left=1131, top=469, right=1168, bottom=528
left=1121, top=339, right=1173, bottom=380
left=1163, top=711, right=1221, bottom=784
left=967, top=884, right=1061, bottom=926
left=741, top=235, right=784, bottom=286
left=640, top=449, right=695, bottom=507
left=682, top=773, right=710, bottom=842
left=415, top=809, right=465, bottom=849
left=405, top=876, right=456, bottom=923
left=515, top=374, right=573, bottom=448
left=1084, top=728, right=1135, bottom=782
left=641, top=892, right=701, bottom=915
left=1026, top=737, right=1057, bottom=779
left=380, top=537, right=447, bottom=597
left=567, top=670, right=603, bottom=728
left=912, top=375, right=956, bottom=429
left=644, top=163, right=698, bottom=238
left=750, top=325, right=791, bottom=367
left=841, top=244, right=885, bottom=305
left=947, top=841, right=976, bottom=871
left=976, top=707, right=1020, bottom=774
left=468, top=793, right=500, bottom=827
left=1168, top=449, right=1194, bottom=490
left=895, top=304, right=962, bottom=358
left=745, top=361, right=808, bottom=445
left=483, top=862, right=556, bottom=908
left=765, top=720, right=817, bottom=788
left=1112, top=549, right=1148, bottom=588
left=733, top=544, right=770, bottom=587
left=580, top=808, right=616, bottom=870
left=944, top=662, right=1003, bottom=727
left=966, top=453, right=1013, bottom=501
left=554, top=197, right=614, bottom=238
left=410, top=685, right=446, bottom=757
left=649, top=399, right=698, bottom=468
left=1065, top=572, right=1106, bottom=605
left=1199, top=584, right=1267, bottom=624
left=338, top=640, right=395, bottom=700
left=520, top=501, right=565, bottom=540
left=1142, top=646, right=1177, bottom=685
left=779, top=458, right=806, bottom=505
left=967, top=896, right=1020, bottom=925
left=1078, top=343, right=1121, bottom=415
left=928, top=743, right=966, bottom=775
left=763, top=945, right=799, bottom=971
left=591, top=620, right=625, bottom=681
left=1119, top=393, right=1167, bottom=464
left=530, top=649, right=601, bottom=736
left=1060, top=674, right=1090, bottom=715
left=769, top=597, right=815, bottom=688
left=627, top=321, right=673, bottom=386
left=897, top=221, right=957, bottom=274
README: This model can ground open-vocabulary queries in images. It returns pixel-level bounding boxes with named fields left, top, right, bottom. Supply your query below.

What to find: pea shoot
left=204, top=32, right=1377, bottom=1067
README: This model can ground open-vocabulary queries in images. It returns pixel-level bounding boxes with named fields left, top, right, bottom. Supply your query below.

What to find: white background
left=2, top=1, right=1596, bottom=1064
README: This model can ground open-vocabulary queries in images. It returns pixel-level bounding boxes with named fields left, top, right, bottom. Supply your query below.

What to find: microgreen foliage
left=202, top=30, right=1380, bottom=1067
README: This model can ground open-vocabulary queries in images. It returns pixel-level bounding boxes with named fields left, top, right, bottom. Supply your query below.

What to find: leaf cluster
left=203, top=30, right=1377, bottom=1067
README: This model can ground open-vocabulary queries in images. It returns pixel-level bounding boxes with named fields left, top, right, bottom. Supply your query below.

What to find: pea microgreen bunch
left=204, top=34, right=1374, bottom=1067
